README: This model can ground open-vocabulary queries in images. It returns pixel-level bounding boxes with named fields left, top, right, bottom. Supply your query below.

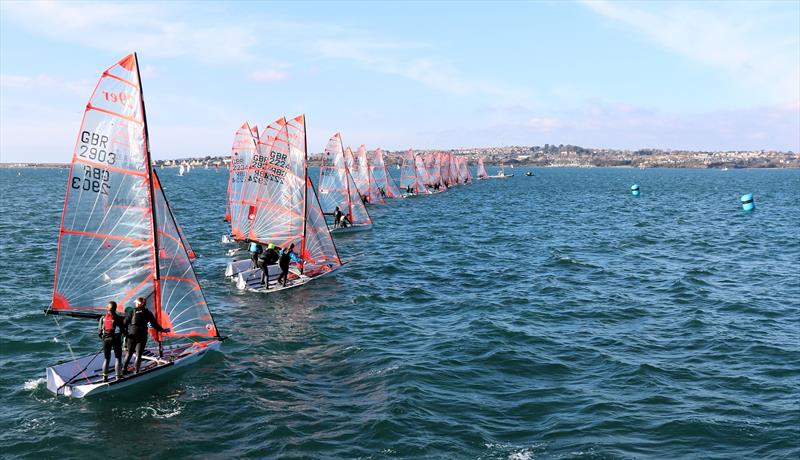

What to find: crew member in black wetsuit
left=98, top=301, right=125, bottom=382
left=258, top=243, right=281, bottom=288
left=333, top=207, right=343, bottom=228
left=379, top=187, right=386, bottom=199
left=123, top=297, right=169, bottom=374
left=277, top=243, right=301, bottom=287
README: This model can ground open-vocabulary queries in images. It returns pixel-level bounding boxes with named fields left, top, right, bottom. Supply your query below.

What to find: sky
left=1, top=0, right=798, bottom=163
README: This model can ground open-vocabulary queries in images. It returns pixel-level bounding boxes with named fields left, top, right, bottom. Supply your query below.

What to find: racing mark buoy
left=631, top=184, right=640, bottom=196
left=741, top=193, right=755, bottom=212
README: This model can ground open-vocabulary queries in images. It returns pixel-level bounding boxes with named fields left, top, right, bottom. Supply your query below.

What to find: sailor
left=249, top=241, right=263, bottom=269
left=379, top=187, right=386, bottom=199
left=97, top=301, right=125, bottom=382
left=277, top=243, right=303, bottom=287
left=361, top=194, right=369, bottom=204
left=339, top=213, right=351, bottom=228
left=333, top=206, right=343, bottom=228
left=258, top=243, right=281, bottom=287
left=122, top=297, right=169, bottom=374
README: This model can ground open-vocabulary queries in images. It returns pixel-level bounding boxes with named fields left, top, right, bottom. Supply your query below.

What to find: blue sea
left=0, top=167, right=798, bottom=459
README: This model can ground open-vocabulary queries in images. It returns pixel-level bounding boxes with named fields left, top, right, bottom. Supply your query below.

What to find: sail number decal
left=247, top=151, right=288, bottom=184
left=71, top=165, right=111, bottom=195
left=78, top=131, right=117, bottom=165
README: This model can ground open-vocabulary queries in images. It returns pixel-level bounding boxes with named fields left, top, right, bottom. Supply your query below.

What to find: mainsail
left=400, top=149, right=425, bottom=194
left=477, top=157, right=488, bottom=178
left=228, top=122, right=259, bottom=239
left=48, top=53, right=220, bottom=343
left=369, top=148, right=401, bottom=198
left=318, top=133, right=372, bottom=226
left=354, top=145, right=384, bottom=203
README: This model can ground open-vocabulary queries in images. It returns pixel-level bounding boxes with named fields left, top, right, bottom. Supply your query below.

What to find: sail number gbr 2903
left=71, top=165, right=111, bottom=195
left=78, top=131, right=117, bottom=165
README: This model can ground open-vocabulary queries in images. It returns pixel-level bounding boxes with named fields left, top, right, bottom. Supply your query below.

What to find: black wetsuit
left=277, top=251, right=291, bottom=286
left=123, top=307, right=166, bottom=373
left=333, top=209, right=343, bottom=228
left=258, top=248, right=280, bottom=286
left=97, top=311, right=125, bottom=379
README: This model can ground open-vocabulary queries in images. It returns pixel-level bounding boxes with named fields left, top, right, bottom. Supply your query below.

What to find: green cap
left=268, top=243, right=275, bottom=249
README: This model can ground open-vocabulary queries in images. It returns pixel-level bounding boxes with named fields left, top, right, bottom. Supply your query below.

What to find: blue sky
left=1, top=0, right=798, bottom=163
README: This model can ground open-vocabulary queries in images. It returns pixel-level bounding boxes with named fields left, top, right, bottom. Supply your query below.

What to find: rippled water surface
left=1, top=167, right=798, bottom=459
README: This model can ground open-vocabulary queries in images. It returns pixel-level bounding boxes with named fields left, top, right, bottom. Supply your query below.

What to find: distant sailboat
left=44, top=53, right=222, bottom=398
left=318, top=133, right=373, bottom=232
left=487, top=161, right=513, bottom=179
left=179, top=163, right=185, bottom=176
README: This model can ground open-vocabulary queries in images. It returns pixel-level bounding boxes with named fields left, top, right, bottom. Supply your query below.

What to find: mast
left=135, top=53, right=164, bottom=354
left=300, top=115, right=308, bottom=275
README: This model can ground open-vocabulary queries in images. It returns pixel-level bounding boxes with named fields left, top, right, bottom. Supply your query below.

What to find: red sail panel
left=228, top=122, right=259, bottom=240
left=318, top=133, right=371, bottom=225
left=368, top=148, right=399, bottom=199
left=50, top=54, right=156, bottom=313
left=152, top=177, right=218, bottom=339
left=414, top=154, right=429, bottom=193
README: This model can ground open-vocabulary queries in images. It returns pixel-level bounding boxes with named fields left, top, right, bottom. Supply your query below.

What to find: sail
left=400, top=149, right=426, bottom=194
left=153, top=170, right=196, bottom=260
left=228, top=122, right=259, bottom=239
left=318, top=133, right=371, bottom=225
left=414, top=154, right=429, bottom=191
left=477, top=157, right=488, bottom=178
left=369, top=148, right=400, bottom=198
left=152, top=173, right=218, bottom=339
left=287, top=116, right=341, bottom=275
left=240, top=118, right=305, bottom=248
left=50, top=54, right=155, bottom=314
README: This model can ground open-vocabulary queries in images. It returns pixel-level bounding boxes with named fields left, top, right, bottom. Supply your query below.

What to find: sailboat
left=318, top=133, right=373, bottom=233
left=477, top=157, right=488, bottom=179
left=222, top=122, right=259, bottom=243
left=399, top=149, right=429, bottom=196
left=354, top=145, right=384, bottom=204
left=369, top=148, right=402, bottom=199
left=228, top=115, right=343, bottom=291
left=178, top=162, right=185, bottom=176
left=44, top=53, right=222, bottom=398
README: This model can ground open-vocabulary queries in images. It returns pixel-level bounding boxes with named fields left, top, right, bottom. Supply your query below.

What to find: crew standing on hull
left=97, top=301, right=125, bottom=382
left=122, top=297, right=170, bottom=374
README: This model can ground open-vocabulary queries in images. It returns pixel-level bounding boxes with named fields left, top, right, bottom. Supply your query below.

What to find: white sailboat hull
left=46, top=341, right=221, bottom=398
left=235, top=265, right=339, bottom=292
left=331, top=223, right=372, bottom=234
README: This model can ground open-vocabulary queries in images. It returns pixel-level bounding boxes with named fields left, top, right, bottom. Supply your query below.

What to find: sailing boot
left=102, top=373, right=109, bottom=383
left=115, top=361, right=122, bottom=380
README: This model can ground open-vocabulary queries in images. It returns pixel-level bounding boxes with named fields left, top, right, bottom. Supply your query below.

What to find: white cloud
left=0, top=73, right=89, bottom=93
left=1, top=1, right=258, bottom=63
left=582, top=0, right=800, bottom=105
left=316, top=38, right=532, bottom=102
left=249, top=69, right=290, bottom=82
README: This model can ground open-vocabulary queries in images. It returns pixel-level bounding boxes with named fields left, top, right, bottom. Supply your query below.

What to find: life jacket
left=102, top=313, right=119, bottom=337
left=128, top=309, right=147, bottom=336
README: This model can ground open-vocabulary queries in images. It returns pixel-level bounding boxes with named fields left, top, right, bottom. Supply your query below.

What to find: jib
left=81, top=131, right=108, bottom=148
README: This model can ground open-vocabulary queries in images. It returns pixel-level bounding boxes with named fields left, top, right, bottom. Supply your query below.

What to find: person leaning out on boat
left=277, top=243, right=303, bottom=287
left=97, top=301, right=125, bottom=382
left=122, top=297, right=170, bottom=374
left=258, top=243, right=281, bottom=287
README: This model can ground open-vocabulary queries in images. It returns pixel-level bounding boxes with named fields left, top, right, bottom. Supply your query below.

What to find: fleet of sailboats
left=43, top=52, right=511, bottom=398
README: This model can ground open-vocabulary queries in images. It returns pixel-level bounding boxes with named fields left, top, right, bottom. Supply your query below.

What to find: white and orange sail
left=353, top=144, right=384, bottom=203
left=318, top=133, right=372, bottom=228
left=400, top=149, right=428, bottom=195
left=477, top=157, right=488, bottom=179
left=227, top=122, right=260, bottom=240
left=45, top=53, right=222, bottom=398
left=368, top=148, right=401, bottom=198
